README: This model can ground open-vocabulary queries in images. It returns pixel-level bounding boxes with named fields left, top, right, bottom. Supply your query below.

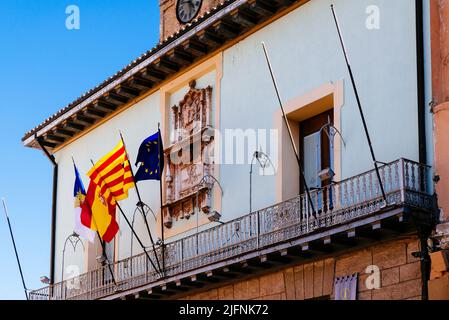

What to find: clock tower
left=159, top=0, right=222, bottom=41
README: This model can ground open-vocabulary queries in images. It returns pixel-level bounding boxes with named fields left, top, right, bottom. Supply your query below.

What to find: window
left=274, top=81, right=344, bottom=204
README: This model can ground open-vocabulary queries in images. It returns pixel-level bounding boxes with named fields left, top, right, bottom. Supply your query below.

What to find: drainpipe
left=416, top=0, right=426, bottom=165
left=415, top=0, right=430, bottom=300
left=36, top=135, right=58, bottom=286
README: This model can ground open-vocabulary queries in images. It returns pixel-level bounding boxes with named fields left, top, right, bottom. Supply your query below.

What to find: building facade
left=428, top=0, right=449, bottom=299
left=23, top=0, right=444, bottom=300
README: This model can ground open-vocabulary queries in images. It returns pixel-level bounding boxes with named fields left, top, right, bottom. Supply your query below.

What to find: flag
left=81, top=140, right=135, bottom=242
left=334, top=274, right=358, bottom=300
left=73, top=164, right=96, bottom=243
left=81, top=180, right=118, bottom=243
left=88, top=140, right=135, bottom=205
left=134, top=130, right=164, bottom=182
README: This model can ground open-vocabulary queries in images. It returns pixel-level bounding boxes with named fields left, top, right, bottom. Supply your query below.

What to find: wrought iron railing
left=29, top=159, right=435, bottom=300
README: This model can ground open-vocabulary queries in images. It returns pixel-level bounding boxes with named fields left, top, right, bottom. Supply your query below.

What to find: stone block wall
left=429, top=250, right=449, bottom=300
left=431, top=0, right=449, bottom=250
left=178, top=237, right=423, bottom=300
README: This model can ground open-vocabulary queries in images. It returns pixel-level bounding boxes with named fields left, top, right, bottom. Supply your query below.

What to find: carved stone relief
left=163, top=80, right=214, bottom=228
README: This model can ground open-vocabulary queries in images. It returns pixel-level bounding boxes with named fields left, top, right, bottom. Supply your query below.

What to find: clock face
left=176, top=0, right=202, bottom=24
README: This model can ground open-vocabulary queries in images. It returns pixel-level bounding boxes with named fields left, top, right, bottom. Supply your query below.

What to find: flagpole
left=116, top=202, right=162, bottom=276
left=72, top=157, right=117, bottom=286
left=119, top=133, right=163, bottom=274
left=158, top=123, right=166, bottom=276
left=96, top=232, right=117, bottom=286
left=261, top=42, right=316, bottom=216
left=330, top=4, right=387, bottom=203
left=2, top=198, right=29, bottom=300
left=89, top=159, right=161, bottom=276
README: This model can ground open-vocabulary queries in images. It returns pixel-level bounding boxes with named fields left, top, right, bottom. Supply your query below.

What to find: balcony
left=30, top=159, right=436, bottom=300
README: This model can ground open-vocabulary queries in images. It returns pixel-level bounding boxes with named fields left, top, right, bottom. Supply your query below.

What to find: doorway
left=300, top=110, right=334, bottom=213
left=300, top=110, right=334, bottom=192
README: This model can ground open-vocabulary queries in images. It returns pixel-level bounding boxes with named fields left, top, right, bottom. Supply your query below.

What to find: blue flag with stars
left=135, top=130, right=164, bottom=182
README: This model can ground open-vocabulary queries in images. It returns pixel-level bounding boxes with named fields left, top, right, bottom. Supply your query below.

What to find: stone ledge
left=433, top=101, right=449, bottom=114
left=429, top=277, right=449, bottom=300
left=430, top=250, right=449, bottom=280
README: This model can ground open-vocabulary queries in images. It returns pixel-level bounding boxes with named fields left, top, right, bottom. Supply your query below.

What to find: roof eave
left=23, top=0, right=304, bottom=151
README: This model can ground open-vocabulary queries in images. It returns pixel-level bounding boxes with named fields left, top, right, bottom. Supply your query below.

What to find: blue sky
left=0, top=0, right=159, bottom=300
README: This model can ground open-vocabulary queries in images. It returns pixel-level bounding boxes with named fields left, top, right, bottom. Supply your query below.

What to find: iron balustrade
left=29, top=159, right=435, bottom=300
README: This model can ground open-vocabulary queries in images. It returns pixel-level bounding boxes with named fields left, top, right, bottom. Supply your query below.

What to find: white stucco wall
left=52, top=0, right=421, bottom=282
left=220, top=0, right=419, bottom=218
left=53, top=92, right=161, bottom=282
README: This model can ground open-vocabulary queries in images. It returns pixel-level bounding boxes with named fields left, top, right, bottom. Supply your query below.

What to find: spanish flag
left=81, top=140, right=135, bottom=242
left=81, top=180, right=118, bottom=243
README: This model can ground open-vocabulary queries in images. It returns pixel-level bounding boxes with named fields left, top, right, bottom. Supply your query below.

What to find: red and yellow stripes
left=88, top=140, right=135, bottom=205
left=81, top=180, right=119, bottom=243
left=80, top=140, right=135, bottom=242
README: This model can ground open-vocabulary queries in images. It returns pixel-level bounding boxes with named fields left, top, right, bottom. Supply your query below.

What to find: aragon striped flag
left=80, top=140, right=135, bottom=242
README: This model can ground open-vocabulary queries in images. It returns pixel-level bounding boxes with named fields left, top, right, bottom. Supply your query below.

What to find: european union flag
left=134, top=130, right=164, bottom=182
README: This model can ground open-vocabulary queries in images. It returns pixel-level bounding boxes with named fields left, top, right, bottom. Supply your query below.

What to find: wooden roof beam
left=213, top=20, right=241, bottom=39
left=140, top=67, right=166, bottom=82
left=52, top=128, right=75, bottom=138
left=84, top=107, right=106, bottom=119
left=167, top=48, right=194, bottom=66
left=230, top=9, right=260, bottom=28
left=37, top=140, right=57, bottom=149
left=103, top=92, right=129, bottom=105
left=248, top=0, right=278, bottom=16
left=114, top=85, right=140, bottom=99
left=154, top=58, right=180, bottom=74
left=63, top=121, right=85, bottom=132
left=74, top=114, right=96, bottom=126
left=92, top=100, right=118, bottom=113
left=127, top=76, right=154, bottom=91
left=182, top=39, right=209, bottom=58
left=197, top=29, right=224, bottom=48
left=24, top=0, right=306, bottom=148
left=44, top=134, right=65, bottom=144
left=274, top=0, right=298, bottom=8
